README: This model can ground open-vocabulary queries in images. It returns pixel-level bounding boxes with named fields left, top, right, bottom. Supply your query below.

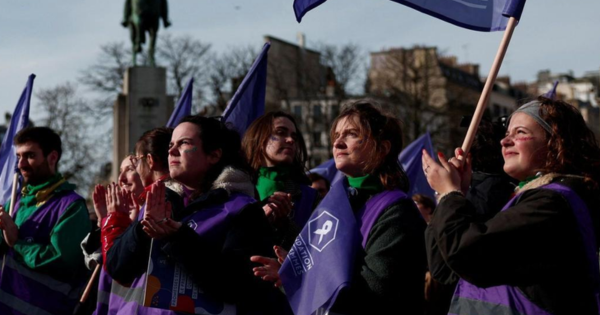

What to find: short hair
left=14, top=127, right=62, bottom=165
left=241, top=111, right=309, bottom=184
left=135, top=127, right=173, bottom=171
left=330, top=99, right=409, bottom=192
left=308, top=172, right=330, bottom=190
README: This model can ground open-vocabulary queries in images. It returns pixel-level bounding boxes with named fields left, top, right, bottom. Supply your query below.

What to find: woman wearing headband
left=423, top=97, right=600, bottom=314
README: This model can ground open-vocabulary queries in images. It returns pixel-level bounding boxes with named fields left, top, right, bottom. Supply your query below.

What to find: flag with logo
left=294, top=0, right=526, bottom=31
left=399, top=132, right=435, bottom=199
left=0, top=74, right=35, bottom=204
left=279, top=178, right=358, bottom=315
left=222, top=42, right=270, bottom=136
left=166, top=77, right=193, bottom=128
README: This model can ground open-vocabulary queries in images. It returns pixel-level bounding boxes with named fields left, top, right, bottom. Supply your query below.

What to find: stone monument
left=112, top=67, right=174, bottom=182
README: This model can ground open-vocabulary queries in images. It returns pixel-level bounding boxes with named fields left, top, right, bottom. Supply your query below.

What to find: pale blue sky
left=1, top=0, right=598, bottom=120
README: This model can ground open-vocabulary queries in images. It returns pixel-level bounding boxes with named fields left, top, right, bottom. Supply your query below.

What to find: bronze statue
left=122, top=0, right=171, bottom=67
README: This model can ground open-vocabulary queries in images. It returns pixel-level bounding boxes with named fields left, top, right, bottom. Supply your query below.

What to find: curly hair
left=330, top=99, right=410, bottom=192
left=241, top=111, right=309, bottom=184
left=536, top=97, right=600, bottom=184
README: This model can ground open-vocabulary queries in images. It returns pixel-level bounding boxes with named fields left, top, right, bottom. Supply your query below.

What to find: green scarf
left=347, top=174, right=384, bottom=195
left=256, top=166, right=291, bottom=201
left=517, top=173, right=542, bottom=190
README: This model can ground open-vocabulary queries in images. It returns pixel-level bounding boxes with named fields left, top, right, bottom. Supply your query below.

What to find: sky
left=1, top=0, right=599, bottom=120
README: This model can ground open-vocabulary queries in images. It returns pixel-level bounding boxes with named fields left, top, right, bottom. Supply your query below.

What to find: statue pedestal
left=112, top=67, right=174, bottom=181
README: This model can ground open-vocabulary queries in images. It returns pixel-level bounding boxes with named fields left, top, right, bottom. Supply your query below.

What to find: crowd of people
left=0, top=96, right=598, bottom=315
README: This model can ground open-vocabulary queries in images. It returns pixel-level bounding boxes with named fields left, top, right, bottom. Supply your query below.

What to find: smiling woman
left=424, top=97, right=600, bottom=314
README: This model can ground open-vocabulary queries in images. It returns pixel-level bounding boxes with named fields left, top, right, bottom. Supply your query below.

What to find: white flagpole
left=461, top=17, right=518, bottom=154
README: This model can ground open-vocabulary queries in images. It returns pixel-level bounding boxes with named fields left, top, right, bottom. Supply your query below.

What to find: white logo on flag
left=308, top=211, right=339, bottom=252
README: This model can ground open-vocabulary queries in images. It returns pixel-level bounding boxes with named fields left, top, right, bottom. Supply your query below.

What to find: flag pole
left=73, top=263, right=102, bottom=315
left=461, top=17, right=518, bottom=154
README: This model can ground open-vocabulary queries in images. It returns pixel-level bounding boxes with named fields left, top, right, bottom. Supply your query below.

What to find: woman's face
left=263, top=117, right=298, bottom=167
left=168, top=122, right=219, bottom=189
left=118, top=157, right=144, bottom=197
left=332, top=116, right=369, bottom=177
left=501, top=112, right=549, bottom=181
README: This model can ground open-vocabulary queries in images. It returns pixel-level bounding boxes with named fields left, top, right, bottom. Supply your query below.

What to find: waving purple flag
left=399, top=132, right=436, bottom=200
left=0, top=74, right=34, bottom=204
left=222, top=43, right=270, bottom=136
left=166, top=77, right=193, bottom=128
left=279, top=178, right=358, bottom=315
left=543, top=80, right=559, bottom=99
left=294, top=0, right=526, bottom=31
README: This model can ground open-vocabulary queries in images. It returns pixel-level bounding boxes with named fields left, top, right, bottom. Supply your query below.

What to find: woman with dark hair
left=253, top=100, right=426, bottom=315
left=424, top=97, right=600, bottom=314
left=242, top=111, right=319, bottom=249
left=103, top=116, right=278, bottom=314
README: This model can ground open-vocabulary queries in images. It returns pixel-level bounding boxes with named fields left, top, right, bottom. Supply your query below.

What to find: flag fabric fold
left=308, top=158, right=343, bottom=185
left=294, top=0, right=527, bottom=32
left=222, top=42, right=270, bottom=136
left=166, top=77, right=193, bottom=128
left=399, top=132, right=435, bottom=200
left=0, top=74, right=35, bottom=204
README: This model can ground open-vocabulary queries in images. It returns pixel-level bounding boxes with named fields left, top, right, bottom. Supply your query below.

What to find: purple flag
left=279, top=178, right=358, bottom=315
left=166, top=77, right=193, bottom=128
left=399, top=132, right=436, bottom=200
left=543, top=80, right=559, bottom=99
left=222, top=43, right=270, bottom=136
left=294, top=0, right=526, bottom=32
left=0, top=74, right=34, bottom=205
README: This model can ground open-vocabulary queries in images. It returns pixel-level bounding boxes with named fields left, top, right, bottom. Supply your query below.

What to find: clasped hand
left=140, top=181, right=181, bottom=239
left=0, top=206, right=18, bottom=247
left=422, top=147, right=472, bottom=196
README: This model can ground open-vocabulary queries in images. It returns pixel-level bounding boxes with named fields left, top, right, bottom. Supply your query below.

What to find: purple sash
left=280, top=179, right=407, bottom=315
left=107, top=193, right=254, bottom=315
left=0, top=191, right=85, bottom=315
left=450, top=183, right=600, bottom=315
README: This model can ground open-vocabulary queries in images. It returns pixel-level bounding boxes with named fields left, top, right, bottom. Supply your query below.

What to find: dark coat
left=427, top=175, right=600, bottom=314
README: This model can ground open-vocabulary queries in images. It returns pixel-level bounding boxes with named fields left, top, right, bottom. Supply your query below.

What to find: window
left=293, top=105, right=302, bottom=122
left=312, top=132, right=322, bottom=147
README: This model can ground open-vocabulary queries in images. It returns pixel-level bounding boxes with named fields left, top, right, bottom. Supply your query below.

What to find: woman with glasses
left=103, top=115, right=279, bottom=314
left=241, top=112, right=319, bottom=250
left=424, top=97, right=600, bottom=314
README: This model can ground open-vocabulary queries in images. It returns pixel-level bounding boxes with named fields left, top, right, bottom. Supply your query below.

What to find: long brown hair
left=242, top=111, right=309, bottom=183
left=330, top=99, right=409, bottom=192
left=536, top=96, right=600, bottom=183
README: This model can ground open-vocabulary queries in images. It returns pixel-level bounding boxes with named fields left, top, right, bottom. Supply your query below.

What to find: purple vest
left=450, top=183, right=600, bottom=315
left=290, top=184, right=318, bottom=228
left=92, top=268, right=111, bottom=315
left=0, top=191, right=85, bottom=315
left=107, top=192, right=254, bottom=315
left=280, top=178, right=408, bottom=315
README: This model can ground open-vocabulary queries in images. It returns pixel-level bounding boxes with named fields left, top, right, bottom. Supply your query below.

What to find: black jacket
left=106, top=188, right=282, bottom=314
left=427, top=175, right=600, bottom=314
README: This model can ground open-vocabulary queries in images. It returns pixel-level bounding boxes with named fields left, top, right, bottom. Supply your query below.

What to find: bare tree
left=315, top=42, right=364, bottom=98
left=205, top=45, right=258, bottom=113
left=367, top=46, right=481, bottom=153
left=156, top=33, right=211, bottom=97
left=36, top=83, right=98, bottom=194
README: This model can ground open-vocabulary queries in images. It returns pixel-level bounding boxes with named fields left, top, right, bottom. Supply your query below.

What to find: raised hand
left=0, top=207, right=18, bottom=247
left=92, top=184, right=108, bottom=226
left=106, top=183, right=129, bottom=215
left=250, top=255, right=282, bottom=287
left=141, top=182, right=181, bottom=239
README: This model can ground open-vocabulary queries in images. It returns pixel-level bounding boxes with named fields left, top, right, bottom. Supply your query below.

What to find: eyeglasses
left=129, top=155, right=146, bottom=168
